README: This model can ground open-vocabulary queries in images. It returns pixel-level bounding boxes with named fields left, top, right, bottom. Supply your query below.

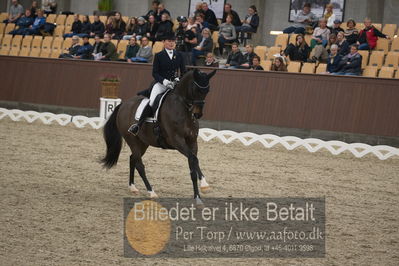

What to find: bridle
left=185, top=80, right=210, bottom=114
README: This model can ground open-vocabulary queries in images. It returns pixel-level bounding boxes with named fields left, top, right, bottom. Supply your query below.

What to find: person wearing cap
left=59, top=35, right=81, bottom=58
left=331, top=19, right=344, bottom=35
left=128, top=33, right=186, bottom=136
left=73, top=35, right=93, bottom=60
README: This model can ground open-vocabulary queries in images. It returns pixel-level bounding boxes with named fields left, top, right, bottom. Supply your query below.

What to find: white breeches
left=149, top=83, right=167, bottom=107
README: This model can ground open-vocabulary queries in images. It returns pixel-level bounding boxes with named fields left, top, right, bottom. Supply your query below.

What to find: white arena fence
left=1, top=108, right=398, bottom=161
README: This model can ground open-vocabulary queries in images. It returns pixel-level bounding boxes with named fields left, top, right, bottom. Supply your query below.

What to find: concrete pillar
left=366, top=0, right=385, bottom=22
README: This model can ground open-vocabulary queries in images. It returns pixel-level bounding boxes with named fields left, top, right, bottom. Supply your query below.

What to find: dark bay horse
left=101, top=69, right=216, bottom=205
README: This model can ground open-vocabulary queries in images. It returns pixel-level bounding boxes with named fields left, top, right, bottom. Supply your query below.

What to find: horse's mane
left=174, top=70, right=194, bottom=98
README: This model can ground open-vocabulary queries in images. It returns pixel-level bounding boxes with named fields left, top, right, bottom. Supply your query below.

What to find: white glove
left=174, top=77, right=180, bottom=83
left=162, top=79, right=173, bottom=87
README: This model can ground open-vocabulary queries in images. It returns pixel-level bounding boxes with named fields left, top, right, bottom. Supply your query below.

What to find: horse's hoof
left=200, top=186, right=210, bottom=193
left=148, top=190, right=158, bottom=198
left=200, top=178, right=210, bottom=193
left=195, top=197, right=205, bottom=208
left=129, top=185, right=139, bottom=194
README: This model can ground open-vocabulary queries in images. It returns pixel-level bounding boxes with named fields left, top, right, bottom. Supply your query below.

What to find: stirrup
left=128, top=123, right=140, bottom=136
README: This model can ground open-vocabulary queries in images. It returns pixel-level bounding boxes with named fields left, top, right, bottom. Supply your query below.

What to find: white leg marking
left=148, top=190, right=158, bottom=198
left=129, top=184, right=139, bottom=194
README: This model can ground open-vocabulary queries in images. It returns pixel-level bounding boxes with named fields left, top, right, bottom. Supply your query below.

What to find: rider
left=128, top=33, right=186, bottom=135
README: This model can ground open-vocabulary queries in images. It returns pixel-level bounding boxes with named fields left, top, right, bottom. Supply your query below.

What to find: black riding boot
left=128, top=104, right=153, bottom=136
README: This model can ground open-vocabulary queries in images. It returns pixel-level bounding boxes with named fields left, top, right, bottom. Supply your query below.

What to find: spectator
left=194, top=13, right=209, bottom=32
left=155, top=13, right=173, bottom=41
left=325, top=44, right=342, bottom=74
left=176, top=17, right=197, bottom=64
left=42, top=0, right=56, bottom=15
left=323, top=3, right=335, bottom=28
left=146, top=14, right=158, bottom=42
left=126, top=36, right=140, bottom=62
left=271, top=57, right=287, bottom=71
left=332, top=44, right=362, bottom=76
left=73, top=35, right=93, bottom=60
left=30, top=1, right=38, bottom=18
left=310, top=18, right=331, bottom=49
left=218, top=14, right=237, bottom=56
left=236, top=5, right=259, bottom=43
left=202, top=2, right=218, bottom=30
left=308, top=32, right=336, bottom=63
left=250, top=55, right=264, bottom=70
left=223, top=42, right=244, bottom=69
left=336, top=31, right=349, bottom=56
left=22, top=9, right=45, bottom=35
left=77, top=15, right=92, bottom=38
left=134, top=17, right=149, bottom=40
left=155, top=3, right=170, bottom=22
left=100, top=34, right=119, bottom=61
left=330, top=20, right=344, bottom=35
left=145, top=1, right=159, bottom=20
left=90, top=15, right=105, bottom=38
left=222, top=3, right=242, bottom=27
left=109, top=12, right=127, bottom=40
left=59, top=35, right=81, bottom=58
left=240, top=44, right=257, bottom=69
left=192, top=28, right=213, bottom=65
left=92, top=35, right=104, bottom=60
left=105, top=16, right=114, bottom=34
left=205, top=52, right=219, bottom=67
left=9, top=9, right=34, bottom=35
left=283, top=3, right=316, bottom=34
left=3, top=0, right=24, bottom=24
left=193, top=2, right=205, bottom=17
left=187, top=16, right=196, bottom=30
left=130, top=36, right=153, bottom=63
left=357, top=17, right=390, bottom=50
left=123, top=17, right=138, bottom=40
left=64, top=14, right=82, bottom=38
left=344, top=19, right=358, bottom=45
left=284, top=34, right=310, bottom=62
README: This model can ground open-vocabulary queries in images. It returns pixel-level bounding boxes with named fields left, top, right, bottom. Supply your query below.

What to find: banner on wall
left=188, top=0, right=226, bottom=19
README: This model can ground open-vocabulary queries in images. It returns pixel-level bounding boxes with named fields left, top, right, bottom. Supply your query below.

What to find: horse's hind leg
left=135, top=157, right=158, bottom=198
left=128, top=154, right=139, bottom=194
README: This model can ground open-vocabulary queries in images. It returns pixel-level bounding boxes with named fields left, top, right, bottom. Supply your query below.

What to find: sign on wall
left=289, top=0, right=346, bottom=22
left=188, top=0, right=226, bottom=19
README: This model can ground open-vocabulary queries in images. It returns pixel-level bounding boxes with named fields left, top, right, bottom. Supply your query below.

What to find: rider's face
left=164, top=39, right=175, bottom=50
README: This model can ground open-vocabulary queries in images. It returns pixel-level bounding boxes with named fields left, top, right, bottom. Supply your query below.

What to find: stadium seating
left=368, top=51, right=384, bottom=69
left=53, top=25, right=65, bottom=37
left=254, top=46, right=267, bottom=60
left=362, top=66, right=378, bottom=77
left=274, top=34, right=288, bottom=50
left=65, top=15, right=75, bottom=27
left=4, top=23, right=15, bottom=34
left=89, top=16, right=95, bottom=23
left=384, top=52, right=399, bottom=69
left=373, top=23, right=382, bottom=31
left=288, top=34, right=298, bottom=45
left=152, top=41, right=164, bottom=55
left=382, top=24, right=397, bottom=39
left=122, top=16, right=129, bottom=24
left=357, top=50, right=369, bottom=69
left=19, top=48, right=30, bottom=56
left=0, top=23, right=6, bottom=35
left=301, top=62, right=316, bottom=73
left=304, top=34, right=312, bottom=45
left=266, top=46, right=281, bottom=61
left=0, top=12, right=8, bottom=22
left=395, top=70, right=399, bottom=79
left=211, top=31, right=219, bottom=51
left=315, top=63, right=327, bottom=74
left=260, top=60, right=272, bottom=70
left=391, top=37, right=399, bottom=52
left=46, top=14, right=57, bottom=23
left=21, top=35, right=33, bottom=49
left=375, top=38, right=389, bottom=54
left=99, top=16, right=107, bottom=25
left=378, top=66, right=394, bottom=78
left=287, top=61, right=301, bottom=72
left=0, top=34, right=13, bottom=54
left=55, top=15, right=67, bottom=25
left=117, top=40, right=129, bottom=59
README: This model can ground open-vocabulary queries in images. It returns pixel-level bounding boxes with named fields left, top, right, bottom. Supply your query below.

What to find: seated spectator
left=308, top=32, right=336, bottom=63
left=155, top=13, right=173, bottom=41
left=22, top=9, right=45, bottom=35
left=332, top=44, right=362, bottom=76
left=59, top=35, right=81, bottom=58
left=330, top=20, right=344, bottom=35
left=357, top=17, right=390, bottom=50
left=336, top=31, right=349, bottom=56
left=100, top=34, right=119, bottom=61
left=105, top=16, right=114, bottom=34
left=284, top=34, right=310, bottom=62
left=240, top=44, right=257, bottom=69
left=9, top=9, right=34, bottom=35
left=283, top=3, right=316, bottom=34
left=325, top=44, right=342, bottom=74
left=123, top=17, right=138, bottom=40
left=92, top=35, right=104, bottom=60
left=192, top=28, right=213, bottom=65
left=344, top=19, right=358, bottom=45
left=134, top=17, right=149, bottom=40
left=271, top=57, right=287, bottom=71
left=3, top=0, right=24, bottom=24
left=218, top=14, right=237, bottom=56
left=202, top=2, right=218, bottom=30
left=30, top=1, right=38, bottom=18
left=76, top=15, right=92, bottom=38
left=90, top=15, right=105, bottom=38
left=194, top=13, right=209, bottom=33
left=155, top=3, right=170, bottom=22
left=146, top=14, right=158, bottom=42
left=310, top=18, right=331, bottom=49
left=323, top=3, right=335, bottom=28
left=223, top=42, right=244, bottom=69
left=236, top=5, right=259, bottom=43
left=193, top=2, right=205, bottom=17
left=187, top=16, right=196, bottom=30
left=42, top=0, right=56, bottom=15
left=144, top=1, right=159, bottom=20
left=205, top=52, right=219, bottom=67
left=250, top=55, right=264, bottom=70
left=64, top=14, right=82, bottom=38
left=125, top=36, right=140, bottom=62
left=109, top=12, right=126, bottom=40
left=222, top=3, right=242, bottom=27
left=73, top=35, right=93, bottom=60
left=130, top=36, right=153, bottom=63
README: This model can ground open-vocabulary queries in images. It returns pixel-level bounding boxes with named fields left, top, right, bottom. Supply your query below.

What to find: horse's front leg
left=189, top=140, right=210, bottom=193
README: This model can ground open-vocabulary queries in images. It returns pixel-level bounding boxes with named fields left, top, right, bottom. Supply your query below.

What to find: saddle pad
left=134, top=90, right=171, bottom=122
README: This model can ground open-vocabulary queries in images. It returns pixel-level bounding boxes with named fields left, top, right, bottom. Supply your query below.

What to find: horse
left=101, top=69, right=217, bottom=205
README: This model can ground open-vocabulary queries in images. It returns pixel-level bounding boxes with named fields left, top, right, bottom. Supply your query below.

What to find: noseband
left=186, top=81, right=209, bottom=113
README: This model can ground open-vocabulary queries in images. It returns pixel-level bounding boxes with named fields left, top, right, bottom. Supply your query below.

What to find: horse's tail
left=101, top=104, right=122, bottom=169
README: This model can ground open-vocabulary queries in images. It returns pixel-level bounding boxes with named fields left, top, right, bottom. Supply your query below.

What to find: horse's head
left=187, top=68, right=217, bottom=119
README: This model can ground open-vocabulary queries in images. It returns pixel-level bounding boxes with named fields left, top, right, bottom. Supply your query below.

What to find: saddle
left=134, top=89, right=172, bottom=123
